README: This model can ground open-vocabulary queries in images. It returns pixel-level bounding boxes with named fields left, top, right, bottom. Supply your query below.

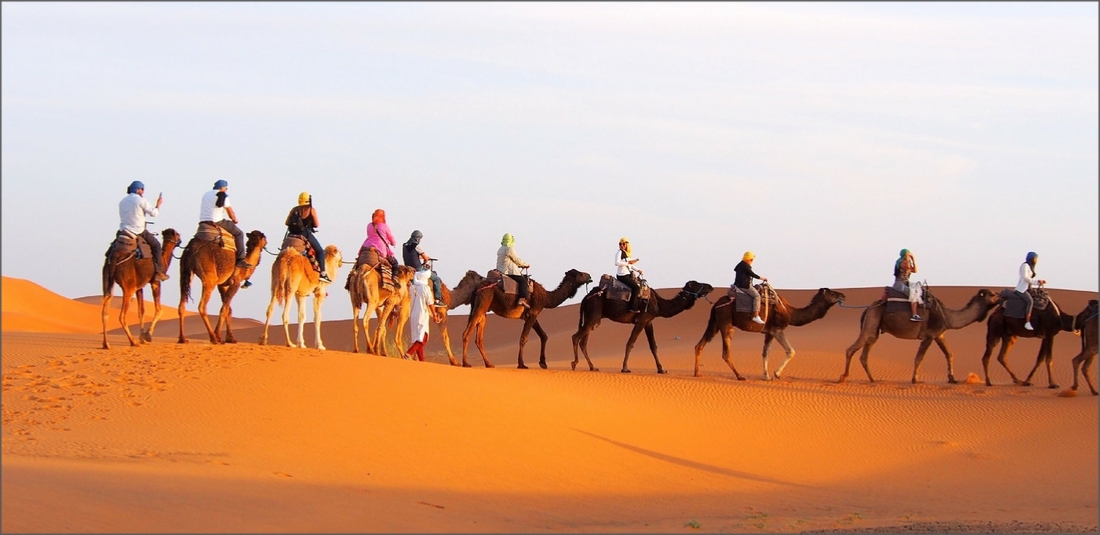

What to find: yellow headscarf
left=743, top=251, right=755, bottom=261
left=619, top=237, right=632, bottom=257
left=298, top=192, right=310, bottom=206
left=501, top=233, right=514, bottom=247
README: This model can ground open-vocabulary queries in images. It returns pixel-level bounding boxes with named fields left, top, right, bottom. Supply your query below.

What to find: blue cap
left=213, top=179, right=228, bottom=189
left=127, top=181, right=145, bottom=194
left=1026, top=251, right=1038, bottom=262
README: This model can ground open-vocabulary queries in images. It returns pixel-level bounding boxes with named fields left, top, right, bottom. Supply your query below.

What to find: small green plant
left=685, top=519, right=701, bottom=530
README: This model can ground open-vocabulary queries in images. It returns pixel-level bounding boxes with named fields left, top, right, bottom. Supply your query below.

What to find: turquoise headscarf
left=895, top=249, right=912, bottom=273
left=501, top=233, right=514, bottom=247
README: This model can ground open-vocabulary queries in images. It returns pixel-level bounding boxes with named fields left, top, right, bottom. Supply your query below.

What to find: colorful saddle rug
left=727, top=284, right=780, bottom=313
left=596, top=274, right=650, bottom=302
left=353, top=246, right=398, bottom=290
left=999, top=288, right=1052, bottom=319
left=193, top=222, right=237, bottom=252
left=282, top=235, right=320, bottom=273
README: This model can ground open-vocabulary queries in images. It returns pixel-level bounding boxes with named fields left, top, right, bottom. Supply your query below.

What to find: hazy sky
left=3, top=2, right=1097, bottom=324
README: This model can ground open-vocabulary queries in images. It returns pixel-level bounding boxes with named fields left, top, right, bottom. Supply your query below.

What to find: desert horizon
left=3, top=275, right=1097, bottom=533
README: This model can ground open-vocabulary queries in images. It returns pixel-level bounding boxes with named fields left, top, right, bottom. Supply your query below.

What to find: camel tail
left=276, top=255, right=291, bottom=307
left=101, top=261, right=115, bottom=296
left=700, top=303, right=720, bottom=344
left=179, top=246, right=195, bottom=303
left=578, top=290, right=595, bottom=331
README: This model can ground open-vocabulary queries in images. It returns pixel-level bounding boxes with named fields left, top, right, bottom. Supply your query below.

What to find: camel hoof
left=317, top=346, right=326, bottom=351
left=225, top=338, right=237, bottom=344
left=736, top=376, right=746, bottom=381
left=258, top=338, right=267, bottom=346
left=102, top=343, right=111, bottom=350
left=763, top=375, right=772, bottom=381
left=948, top=378, right=958, bottom=385
left=571, top=362, right=578, bottom=371
left=774, top=373, right=782, bottom=380
left=539, top=362, right=547, bottom=370
left=591, top=367, right=599, bottom=372
left=485, top=363, right=495, bottom=369
left=462, top=363, right=472, bottom=368
left=518, top=364, right=528, bottom=370
left=1048, top=384, right=1059, bottom=389
left=657, top=369, right=667, bottom=375
left=621, top=368, right=631, bottom=374
left=1022, top=382, right=1032, bottom=387
left=140, top=332, right=153, bottom=343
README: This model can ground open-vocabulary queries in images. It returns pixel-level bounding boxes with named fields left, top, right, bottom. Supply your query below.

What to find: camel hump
left=192, top=223, right=237, bottom=253
left=280, top=235, right=322, bottom=273
left=485, top=269, right=520, bottom=295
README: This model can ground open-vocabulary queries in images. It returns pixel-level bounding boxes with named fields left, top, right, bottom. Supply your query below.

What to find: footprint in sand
left=273, top=471, right=293, bottom=477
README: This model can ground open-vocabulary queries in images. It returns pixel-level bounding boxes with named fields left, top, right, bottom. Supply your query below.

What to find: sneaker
left=1024, top=321, right=1034, bottom=331
left=319, top=273, right=333, bottom=283
left=236, top=260, right=252, bottom=268
left=751, top=316, right=766, bottom=324
left=434, top=300, right=446, bottom=307
left=154, top=272, right=170, bottom=282
left=518, top=298, right=530, bottom=309
left=910, top=314, right=923, bottom=322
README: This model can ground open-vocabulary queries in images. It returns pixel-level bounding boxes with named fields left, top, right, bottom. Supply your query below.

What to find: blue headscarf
left=127, top=181, right=145, bottom=194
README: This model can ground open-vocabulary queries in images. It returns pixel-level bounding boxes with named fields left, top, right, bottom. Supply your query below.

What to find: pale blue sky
left=3, top=2, right=1097, bottom=323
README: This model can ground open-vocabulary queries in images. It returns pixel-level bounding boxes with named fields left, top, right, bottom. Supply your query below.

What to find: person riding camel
left=199, top=179, right=250, bottom=268
left=362, top=208, right=399, bottom=277
left=615, top=237, right=644, bottom=313
left=1016, top=251, right=1046, bottom=331
left=402, top=230, right=445, bottom=308
left=497, top=233, right=531, bottom=308
left=284, top=192, right=331, bottom=283
left=893, top=248, right=922, bottom=322
left=118, top=180, right=169, bottom=281
left=734, top=251, right=768, bottom=324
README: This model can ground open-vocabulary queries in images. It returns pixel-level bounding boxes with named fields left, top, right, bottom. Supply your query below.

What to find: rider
left=497, top=233, right=531, bottom=308
left=362, top=209, right=399, bottom=276
left=615, top=237, right=643, bottom=312
left=284, top=192, right=331, bottom=283
left=118, top=180, right=169, bottom=281
left=402, top=230, right=445, bottom=307
left=894, top=248, right=922, bottom=322
left=1015, top=251, right=1045, bottom=331
left=734, top=251, right=768, bottom=324
left=199, top=179, right=250, bottom=268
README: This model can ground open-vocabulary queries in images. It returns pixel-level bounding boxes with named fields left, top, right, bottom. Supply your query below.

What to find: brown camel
left=692, top=286, right=847, bottom=380
left=101, top=229, right=181, bottom=349
left=462, top=269, right=592, bottom=369
left=390, top=269, right=486, bottom=365
left=259, top=245, right=343, bottom=350
left=348, top=263, right=416, bottom=356
left=572, top=280, right=713, bottom=374
left=980, top=292, right=1077, bottom=388
left=1070, top=300, right=1098, bottom=395
left=840, top=287, right=1000, bottom=384
left=177, top=230, right=266, bottom=344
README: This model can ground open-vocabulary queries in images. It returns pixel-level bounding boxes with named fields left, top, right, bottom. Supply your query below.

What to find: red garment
left=406, top=333, right=429, bottom=362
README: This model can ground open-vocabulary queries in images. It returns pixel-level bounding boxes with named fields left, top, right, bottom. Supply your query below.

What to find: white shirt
left=496, top=246, right=527, bottom=276
left=1015, top=262, right=1038, bottom=293
left=199, top=189, right=232, bottom=223
left=409, top=270, right=433, bottom=342
left=615, top=250, right=637, bottom=277
left=119, top=193, right=158, bottom=234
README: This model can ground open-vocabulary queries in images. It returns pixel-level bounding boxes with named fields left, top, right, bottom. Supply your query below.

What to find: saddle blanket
left=193, top=223, right=237, bottom=252
left=883, top=284, right=926, bottom=314
left=105, top=231, right=152, bottom=261
left=282, top=235, right=320, bottom=273
left=728, top=284, right=779, bottom=313
left=486, top=269, right=529, bottom=296
left=354, top=246, right=398, bottom=290
left=999, top=288, right=1051, bottom=319
left=597, top=274, right=650, bottom=302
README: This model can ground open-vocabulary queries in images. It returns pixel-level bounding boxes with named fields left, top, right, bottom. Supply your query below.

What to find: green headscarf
left=501, top=233, right=514, bottom=247
left=896, top=249, right=911, bottom=273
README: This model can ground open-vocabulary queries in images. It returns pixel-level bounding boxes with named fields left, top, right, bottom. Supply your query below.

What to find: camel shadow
left=572, top=429, right=809, bottom=488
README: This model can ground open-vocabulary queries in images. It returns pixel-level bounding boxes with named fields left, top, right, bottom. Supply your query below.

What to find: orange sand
left=2, top=279, right=1097, bottom=532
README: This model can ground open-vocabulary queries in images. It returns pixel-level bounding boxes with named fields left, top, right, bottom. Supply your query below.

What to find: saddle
left=596, top=274, right=650, bottom=302
left=353, top=246, right=398, bottom=290
left=882, top=284, right=927, bottom=315
left=281, top=234, right=321, bottom=274
left=104, top=230, right=152, bottom=262
left=193, top=222, right=237, bottom=252
left=485, top=269, right=527, bottom=296
left=999, top=288, right=1052, bottom=319
left=727, top=283, right=779, bottom=313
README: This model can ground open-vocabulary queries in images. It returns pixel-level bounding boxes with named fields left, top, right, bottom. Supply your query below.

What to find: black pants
left=297, top=228, right=326, bottom=271
left=617, top=274, right=641, bottom=308
left=218, top=220, right=246, bottom=260
left=1016, top=290, right=1034, bottom=319
left=507, top=274, right=529, bottom=299
left=135, top=230, right=164, bottom=274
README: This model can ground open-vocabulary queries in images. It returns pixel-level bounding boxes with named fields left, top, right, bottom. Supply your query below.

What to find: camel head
left=161, top=228, right=181, bottom=249
left=324, top=245, right=342, bottom=270
left=562, top=269, right=593, bottom=299
left=817, top=288, right=846, bottom=305
left=245, top=230, right=267, bottom=252
left=395, top=265, right=416, bottom=285
left=458, top=270, right=485, bottom=287
left=679, top=280, right=714, bottom=300
left=974, top=288, right=1000, bottom=307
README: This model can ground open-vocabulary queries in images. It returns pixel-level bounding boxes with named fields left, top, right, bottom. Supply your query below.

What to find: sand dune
left=3, top=278, right=1097, bottom=533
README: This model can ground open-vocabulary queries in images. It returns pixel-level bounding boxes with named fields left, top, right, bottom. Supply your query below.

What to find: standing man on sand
left=200, top=179, right=251, bottom=268
left=118, top=180, right=169, bottom=281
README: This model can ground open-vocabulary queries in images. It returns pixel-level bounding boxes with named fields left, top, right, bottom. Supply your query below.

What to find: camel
left=259, top=245, right=343, bottom=350
left=979, top=292, right=1077, bottom=388
left=348, top=262, right=416, bottom=356
left=692, top=286, right=847, bottom=380
left=389, top=269, right=486, bottom=365
left=572, top=280, right=714, bottom=374
left=101, top=229, right=181, bottom=349
left=839, top=287, right=1000, bottom=384
left=462, top=269, right=592, bottom=369
left=1070, top=300, right=1099, bottom=395
left=177, top=230, right=266, bottom=344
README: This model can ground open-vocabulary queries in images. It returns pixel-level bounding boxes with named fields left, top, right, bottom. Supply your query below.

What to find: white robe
left=409, top=270, right=433, bottom=343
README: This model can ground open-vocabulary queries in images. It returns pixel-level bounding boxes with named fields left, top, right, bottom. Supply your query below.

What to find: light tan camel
left=692, top=287, right=846, bottom=380
left=259, top=245, right=343, bottom=350
left=177, top=230, right=266, bottom=344
left=839, top=288, right=1000, bottom=384
left=462, top=269, right=592, bottom=369
left=349, top=263, right=416, bottom=356
left=1070, top=300, right=1099, bottom=395
left=390, top=270, right=485, bottom=365
left=101, top=229, right=181, bottom=349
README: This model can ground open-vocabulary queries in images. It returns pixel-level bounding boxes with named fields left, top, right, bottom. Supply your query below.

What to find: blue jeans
left=299, top=228, right=326, bottom=272
left=422, top=269, right=444, bottom=304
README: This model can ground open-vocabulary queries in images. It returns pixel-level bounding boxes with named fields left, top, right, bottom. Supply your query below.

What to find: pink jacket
left=362, top=221, right=397, bottom=257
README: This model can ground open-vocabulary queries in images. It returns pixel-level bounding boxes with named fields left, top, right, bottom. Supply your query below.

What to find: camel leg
left=911, top=337, right=937, bottom=384
left=351, top=303, right=363, bottom=353
left=980, top=332, right=1000, bottom=386
left=219, top=285, right=240, bottom=344
left=761, top=333, right=774, bottom=381
left=1073, top=352, right=1098, bottom=395
left=260, top=291, right=280, bottom=346
left=393, top=303, right=410, bottom=357
left=460, top=314, right=476, bottom=368
left=620, top=321, right=647, bottom=373
left=135, top=288, right=148, bottom=343
left=101, top=289, right=114, bottom=350
left=439, top=317, right=459, bottom=366
left=933, top=335, right=957, bottom=384
left=692, top=312, right=720, bottom=378
left=719, top=326, right=745, bottom=380
left=840, top=333, right=875, bottom=384
left=1022, top=338, right=1051, bottom=387
left=1031, top=337, right=1059, bottom=389
left=197, top=282, right=219, bottom=344
left=572, top=315, right=600, bottom=372
left=314, top=292, right=326, bottom=351
left=295, top=293, right=308, bottom=348
left=772, top=331, right=796, bottom=379
left=996, top=335, right=1023, bottom=385
left=117, top=287, right=139, bottom=347
left=858, top=341, right=877, bottom=383
left=516, top=315, right=538, bottom=369
left=145, top=283, right=164, bottom=342
left=475, top=319, right=493, bottom=368
left=532, top=320, right=550, bottom=370
left=642, top=323, right=664, bottom=374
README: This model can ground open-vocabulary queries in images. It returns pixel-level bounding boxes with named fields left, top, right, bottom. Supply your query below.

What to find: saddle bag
left=193, top=222, right=237, bottom=252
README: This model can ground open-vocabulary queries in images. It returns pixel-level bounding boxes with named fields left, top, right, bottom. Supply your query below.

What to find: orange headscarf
left=372, top=209, right=386, bottom=224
